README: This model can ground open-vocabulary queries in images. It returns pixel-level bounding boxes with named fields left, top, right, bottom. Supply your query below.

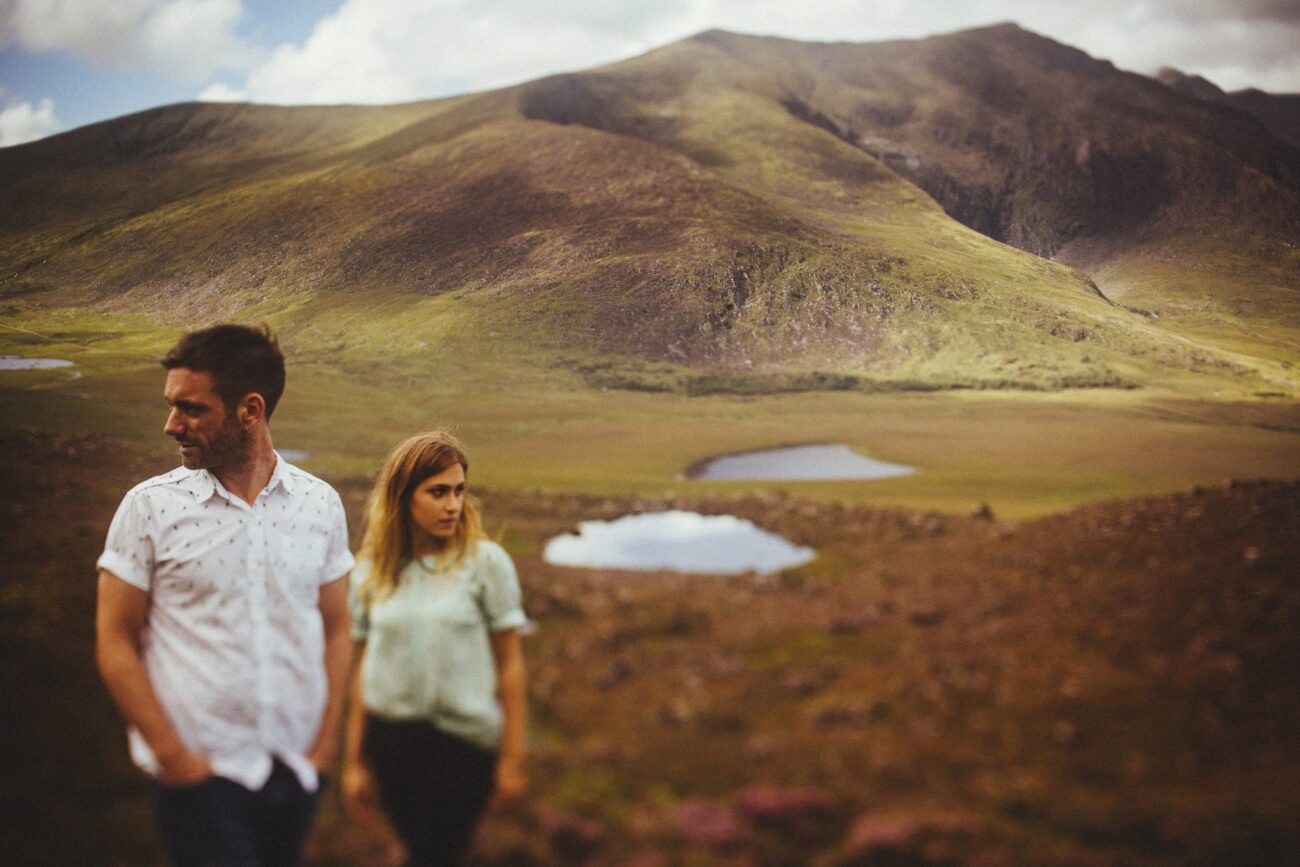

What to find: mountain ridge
left=2, top=25, right=1296, bottom=394
left=1156, top=65, right=1300, bottom=150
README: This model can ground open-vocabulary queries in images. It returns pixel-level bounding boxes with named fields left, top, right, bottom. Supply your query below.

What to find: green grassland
left=3, top=306, right=1296, bottom=520
left=5, top=27, right=1297, bottom=406
left=1, top=24, right=1297, bottom=511
left=3, top=27, right=1300, bottom=864
left=1081, top=229, right=1300, bottom=368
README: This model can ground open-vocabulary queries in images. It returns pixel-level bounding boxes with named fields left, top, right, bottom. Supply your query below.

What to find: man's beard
left=179, top=416, right=249, bottom=471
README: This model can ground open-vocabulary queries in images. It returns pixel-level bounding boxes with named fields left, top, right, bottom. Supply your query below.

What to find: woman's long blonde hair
left=357, top=430, right=486, bottom=604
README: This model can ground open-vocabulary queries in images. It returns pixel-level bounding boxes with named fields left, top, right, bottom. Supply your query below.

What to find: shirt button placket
left=250, top=497, right=272, bottom=746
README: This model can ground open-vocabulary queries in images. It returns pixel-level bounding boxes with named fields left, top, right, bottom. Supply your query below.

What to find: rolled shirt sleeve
left=321, top=490, right=356, bottom=583
left=480, top=542, right=528, bottom=632
left=96, top=488, right=154, bottom=591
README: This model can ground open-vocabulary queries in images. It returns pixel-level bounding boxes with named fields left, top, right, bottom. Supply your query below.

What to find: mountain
left=2, top=25, right=1296, bottom=393
left=1157, top=66, right=1300, bottom=149
left=1154, top=67, right=1229, bottom=103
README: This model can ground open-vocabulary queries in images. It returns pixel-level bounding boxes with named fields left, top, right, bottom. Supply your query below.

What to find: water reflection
left=543, top=510, right=814, bottom=574
left=690, top=443, right=914, bottom=481
left=0, top=356, right=74, bottom=370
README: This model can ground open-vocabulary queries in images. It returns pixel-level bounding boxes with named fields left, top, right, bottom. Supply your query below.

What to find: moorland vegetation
left=1, top=22, right=1298, bottom=866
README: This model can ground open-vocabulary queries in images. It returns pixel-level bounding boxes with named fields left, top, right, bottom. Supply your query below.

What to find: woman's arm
left=490, top=628, right=527, bottom=807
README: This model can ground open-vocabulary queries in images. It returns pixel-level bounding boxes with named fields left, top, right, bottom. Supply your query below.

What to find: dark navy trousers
left=364, top=718, right=497, bottom=866
left=151, top=758, right=322, bottom=867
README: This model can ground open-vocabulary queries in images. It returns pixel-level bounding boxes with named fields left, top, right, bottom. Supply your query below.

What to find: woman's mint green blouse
left=349, top=540, right=527, bottom=750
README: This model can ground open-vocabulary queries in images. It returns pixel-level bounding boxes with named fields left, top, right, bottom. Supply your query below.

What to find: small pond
left=0, top=356, right=74, bottom=370
left=543, top=510, right=814, bottom=575
left=689, top=443, right=915, bottom=481
left=276, top=449, right=311, bottom=462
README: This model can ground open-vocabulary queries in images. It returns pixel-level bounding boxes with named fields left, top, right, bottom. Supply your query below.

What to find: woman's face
left=408, top=462, right=467, bottom=548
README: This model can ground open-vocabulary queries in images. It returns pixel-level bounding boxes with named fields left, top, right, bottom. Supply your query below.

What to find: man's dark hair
left=161, top=324, right=286, bottom=420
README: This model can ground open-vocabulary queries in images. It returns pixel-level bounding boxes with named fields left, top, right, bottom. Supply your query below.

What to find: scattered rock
left=620, top=852, right=672, bottom=867
left=736, top=786, right=843, bottom=842
left=529, top=588, right=584, bottom=619
left=594, top=660, right=632, bottom=690
left=827, top=615, right=875, bottom=635
left=842, top=811, right=923, bottom=851
left=814, top=702, right=888, bottom=729
left=908, top=513, right=947, bottom=536
left=909, top=606, right=946, bottom=626
left=664, top=605, right=712, bottom=635
left=540, top=810, right=605, bottom=863
left=779, top=666, right=839, bottom=697
left=1051, top=720, right=1079, bottom=745
left=658, top=698, right=694, bottom=727
left=744, top=735, right=778, bottom=763
left=1058, top=676, right=1084, bottom=699
left=839, top=809, right=980, bottom=864
left=674, top=800, right=748, bottom=849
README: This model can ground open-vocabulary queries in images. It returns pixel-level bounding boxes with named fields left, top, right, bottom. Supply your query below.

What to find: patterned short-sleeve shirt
left=97, top=457, right=355, bottom=792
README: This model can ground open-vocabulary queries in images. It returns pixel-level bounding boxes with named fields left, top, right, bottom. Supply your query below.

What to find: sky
left=2, top=0, right=1298, bottom=147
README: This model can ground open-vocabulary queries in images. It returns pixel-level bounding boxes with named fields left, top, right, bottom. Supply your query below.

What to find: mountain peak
left=964, top=20, right=1027, bottom=35
left=1156, top=67, right=1227, bottom=100
left=2, top=25, right=1296, bottom=393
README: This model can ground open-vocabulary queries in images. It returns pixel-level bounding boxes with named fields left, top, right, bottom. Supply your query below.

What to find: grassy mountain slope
left=642, top=28, right=1300, bottom=372
left=640, top=27, right=1300, bottom=254
left=1, top=26, right=1296, bottom=393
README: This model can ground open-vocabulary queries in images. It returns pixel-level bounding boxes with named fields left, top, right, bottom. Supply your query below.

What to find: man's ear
left=238, top=393, right=266, bottom=427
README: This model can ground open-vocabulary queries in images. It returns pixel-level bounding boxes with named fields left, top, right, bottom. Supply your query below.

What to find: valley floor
left=3, top=427, right=1296, bottom=866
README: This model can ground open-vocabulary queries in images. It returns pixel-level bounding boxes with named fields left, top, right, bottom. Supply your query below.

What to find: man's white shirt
left=97, top=457, right=354, bottom=792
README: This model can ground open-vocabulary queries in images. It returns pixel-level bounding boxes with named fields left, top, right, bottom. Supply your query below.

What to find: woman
left=342, top=431, right=528, bottom=866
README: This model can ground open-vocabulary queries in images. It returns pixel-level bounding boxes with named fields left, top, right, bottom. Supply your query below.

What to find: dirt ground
left=2, top=426, right=1296, bottom=866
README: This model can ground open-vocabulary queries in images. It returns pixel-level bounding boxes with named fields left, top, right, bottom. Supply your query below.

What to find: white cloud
left=1004, top=3, right=1300, bottom=91
left=1, top=0, right=261, bottom=80
left=692, top=1, right=1300, bottom=91
left=208, top=0, right=1297, bottom=111
left=239, top=0, right=691, bottom=105
left=0, top=96, right=63, bottom=146
left=198, top=81, right=249, bottom=102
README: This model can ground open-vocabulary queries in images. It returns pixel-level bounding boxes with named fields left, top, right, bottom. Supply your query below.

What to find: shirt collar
left=267, top=452, right=296, bottom=495
left=179, top=454, right=294, bottom=504
left=169, top=466, right=213, bottom=503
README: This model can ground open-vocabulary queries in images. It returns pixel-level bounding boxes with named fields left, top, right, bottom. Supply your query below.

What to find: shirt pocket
left=154, top=529, right=228, bottom=603
left=274, top=533, right=329, bottom=604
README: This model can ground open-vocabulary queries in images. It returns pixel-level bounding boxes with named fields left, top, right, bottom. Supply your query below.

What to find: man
left=95, top=324, right=353, bottom=866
